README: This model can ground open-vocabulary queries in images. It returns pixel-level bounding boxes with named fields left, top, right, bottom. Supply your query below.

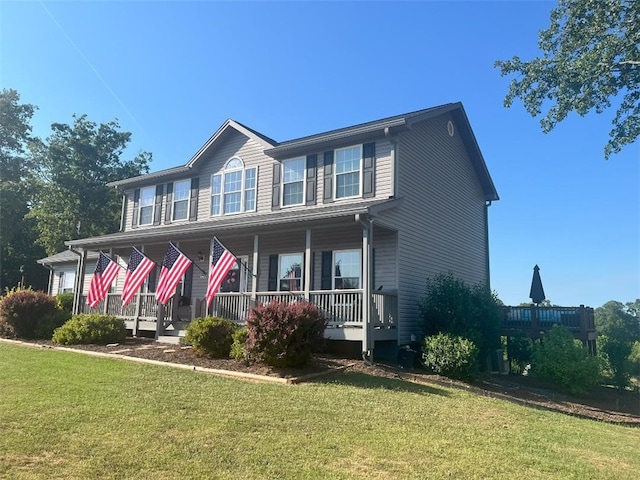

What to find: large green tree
left=28, top=114, right=151, bottom=255
left=495, top=0, right=640, bottom=158
left=0, top=89, right=47, bottom=291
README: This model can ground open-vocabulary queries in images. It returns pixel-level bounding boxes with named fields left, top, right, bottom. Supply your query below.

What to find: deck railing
left=503, top=305, right=595, bottom=342
left=78, top=290, right=397, bottom=329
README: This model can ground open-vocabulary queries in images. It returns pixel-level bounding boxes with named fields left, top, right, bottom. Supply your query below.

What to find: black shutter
left=323, top=151, right=334, bottom=203
left=363, top=142, right=376, bottom=198
left=189, top=177, right=199, bottom=221
left=131, top=189, right=140, bottom=228
left=148, top=265, right=157, bottom=292
left=153, top=184, right=163, bottom=226
left=183, top=264, right=193, bottom=304
left=310, top=252, right=316, bottom=290
left=271, top=163, right=281, bottom=209
left=321, top=251, right=332, bottom=290
left=306, top=154, right=317, bottom=205
left=164, top=182, right=173, bottom=224
left=268, top=254, right=279, bottom=291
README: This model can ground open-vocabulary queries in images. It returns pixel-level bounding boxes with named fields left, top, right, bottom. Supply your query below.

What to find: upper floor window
left=172, top=180, right=190, bottom=221
left=139, top=186, right=155, bottom=225
left=335, top=145, right=362, bottom=199
left=334, top=249, right=361, bottom=289
left=211, top=157, right=257, bottom=216
left=282, top=157, right=305, bottom=206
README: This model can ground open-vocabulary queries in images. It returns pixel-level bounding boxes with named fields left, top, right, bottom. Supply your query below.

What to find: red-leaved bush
left=245, top=300, right=327, bottom=367
left=0, top=289, right=63, bottom=339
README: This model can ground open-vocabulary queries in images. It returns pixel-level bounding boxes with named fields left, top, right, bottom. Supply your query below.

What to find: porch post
left=72, top=249, right=87, bottom=315
left=251, top=234, right=259, bottom=303
left=304, top=229, right=311, bottom=301
left=362, top=219, right=372, bottom=358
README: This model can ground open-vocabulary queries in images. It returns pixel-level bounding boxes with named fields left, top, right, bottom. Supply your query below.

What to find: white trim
left=333, top=249, right=362, bottom=290
left=210, top=159, right=257, bottom=216
left=334, top=144, right=363, bottom=200
left=171, top=179, right=191, bottom=222
left=278, top=252, right=303, bottom=292
left=281, top=156, right=306, bottom=207
left=138, top=185, right=155, bottom=226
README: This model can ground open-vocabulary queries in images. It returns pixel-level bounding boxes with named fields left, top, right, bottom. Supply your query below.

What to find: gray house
left=63, top=102, right=498, bottom=359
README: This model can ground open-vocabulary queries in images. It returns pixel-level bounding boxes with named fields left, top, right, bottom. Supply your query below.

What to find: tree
left=495, top=0, right=640, bottom=159
left=595, top=300, right=640, bottom=389
left=28, top=115, right=151, bottom=255
left=0, top=89, right=48, bottom=291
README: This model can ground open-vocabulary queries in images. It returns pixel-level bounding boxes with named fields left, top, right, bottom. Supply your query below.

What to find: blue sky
left=2, top=1, right=638, bottom=308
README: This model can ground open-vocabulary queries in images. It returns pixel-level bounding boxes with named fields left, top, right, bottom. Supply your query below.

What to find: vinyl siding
left=393, top=113, right=488, bottom=344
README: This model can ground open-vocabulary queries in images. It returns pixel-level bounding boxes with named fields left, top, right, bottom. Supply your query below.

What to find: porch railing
left=78, top=290, right=397, bottom=329
left=503, top=305, right=595, bottom=342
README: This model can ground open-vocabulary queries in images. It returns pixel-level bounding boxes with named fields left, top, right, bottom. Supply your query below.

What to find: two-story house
left=53, top=102, right=498, bottom=360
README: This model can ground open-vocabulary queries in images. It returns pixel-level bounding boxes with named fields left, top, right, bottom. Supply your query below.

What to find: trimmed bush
left=245, top=300, right=327, bottom=368
left=184, top=316, right=237, bottom=358
left=52, top=314, right=126, bottom=345
left=56, top=292, right=74, bottom=313
left=230, top=327, right=248, bottom=360
left=422, top=333, right=478, bottom=380
left=0, top=288, right=59, bottom=339
left=531, top=325, right=601, bottom=396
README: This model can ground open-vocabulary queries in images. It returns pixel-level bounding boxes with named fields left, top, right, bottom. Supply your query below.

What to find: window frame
left=333, top=249, right=362, bottom=290
left=138, top=186, right=155, bottom=226
left=278, top=253, right=303, bottom=292
left=210, top=157, right=257, bottom=216
left=172, top=179, right=191, bottom=222
left=334, top=145, right=362, bottom=200
left=281, top=157, right=306, bottom=207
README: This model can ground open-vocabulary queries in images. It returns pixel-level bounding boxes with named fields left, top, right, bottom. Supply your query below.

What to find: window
left=334, top=250, right=361, bottom=289
left=172, top=180, right=190, bottom=221
left=279, top=254, right=303, bottom=292
left=58, top=271, right=75, bottom=294
left=211, top=157, right=257, bottom=215
left=335, top=145, right=361, bottom=199
left=282, top=157, right=305, bottom=206
left=139, top=186, right=155, bottom=225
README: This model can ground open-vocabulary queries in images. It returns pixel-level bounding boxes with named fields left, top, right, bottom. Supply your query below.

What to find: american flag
left=206, top=238, right=237, bottom=308
left=87, top=252, right=120, bottom=308
left=155, top=243, right=192, bottom=305
left=121, top=247, right=156, bottom=307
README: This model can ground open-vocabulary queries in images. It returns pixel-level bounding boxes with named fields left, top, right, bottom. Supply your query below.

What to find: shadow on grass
left=314, top=371, right=452, bottom=396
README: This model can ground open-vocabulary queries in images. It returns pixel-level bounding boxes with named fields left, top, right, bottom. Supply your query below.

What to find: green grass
left=1, top=343, right=639, bottom=479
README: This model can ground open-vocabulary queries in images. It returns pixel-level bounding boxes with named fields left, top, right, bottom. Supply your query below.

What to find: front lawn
left=1, top=343, right=639, bottom=479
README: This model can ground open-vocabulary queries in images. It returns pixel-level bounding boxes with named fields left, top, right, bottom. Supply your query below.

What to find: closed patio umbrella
left=529, top=264, right=546, bottom=305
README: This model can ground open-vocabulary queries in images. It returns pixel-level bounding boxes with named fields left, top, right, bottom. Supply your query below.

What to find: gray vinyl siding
left=372, top=227, right=397, bottom=291
left=393, top=113, right=488, bottom=344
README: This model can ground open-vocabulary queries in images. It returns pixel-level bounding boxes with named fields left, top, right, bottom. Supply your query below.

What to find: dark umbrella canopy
left=529, top=264, right=546, bottom=305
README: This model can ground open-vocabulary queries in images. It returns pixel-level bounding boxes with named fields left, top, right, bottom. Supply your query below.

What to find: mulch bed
left=16, top=337, right=640, bottom=426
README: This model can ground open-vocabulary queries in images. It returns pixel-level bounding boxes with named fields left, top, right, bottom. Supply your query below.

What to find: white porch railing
left=77, top=290, right=397, bottom=330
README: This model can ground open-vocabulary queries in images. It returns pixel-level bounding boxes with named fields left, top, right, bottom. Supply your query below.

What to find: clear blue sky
left=2, top=1, right=638, bottom=308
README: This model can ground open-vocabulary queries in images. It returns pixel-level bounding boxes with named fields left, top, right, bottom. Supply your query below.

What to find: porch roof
left=37, top=250, right=99, bottom=266
left=65, top=197, right=402, bottom=250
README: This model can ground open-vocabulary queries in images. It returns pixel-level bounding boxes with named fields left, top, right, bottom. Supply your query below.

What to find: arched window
left=211, top=157, right=257, bottom=215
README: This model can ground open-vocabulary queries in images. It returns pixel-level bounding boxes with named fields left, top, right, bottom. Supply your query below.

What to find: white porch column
left=362, top=220, right=373, bottom=358
left=72, top=249, right=87, bottom=315
left=304, top=229, right=311, bottom=300
left=251, top=234, right=259, bottom=301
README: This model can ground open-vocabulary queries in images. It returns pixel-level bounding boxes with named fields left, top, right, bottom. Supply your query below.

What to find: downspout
left=356, top=213, right=374, bottom=365
left=485, top=200, right=492, bottom=289
left=68, top=246, right=86, bottom=315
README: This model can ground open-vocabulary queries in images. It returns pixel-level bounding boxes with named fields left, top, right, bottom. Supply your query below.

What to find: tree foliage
left=28, top=114, right=151, bottom=255
left=495, top=0, right=640, bottom=158
left=0, top=89, right=48, bottom=291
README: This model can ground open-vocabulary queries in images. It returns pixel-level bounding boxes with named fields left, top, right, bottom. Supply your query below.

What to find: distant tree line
left=0, top=89, right=151, bottom=292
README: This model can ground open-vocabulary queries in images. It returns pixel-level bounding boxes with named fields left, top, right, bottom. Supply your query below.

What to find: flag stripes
left=121, top=247, right=156, bottom=307
left=206, top=238, right=237, bottom=309
left=155, top=243, right=193, bottom=305
left=87, top=252, right=120, bottom=308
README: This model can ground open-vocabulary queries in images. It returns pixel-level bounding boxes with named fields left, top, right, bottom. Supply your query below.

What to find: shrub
left=52, top=314, right=126, bottom=345
left=418, top=273, right=502, bottom=370
left=245, top=300, right=327, bottom=368
left=597, top=334, right=634, bottom=390
left=184, top=316, right=237, bottom=358
left=230, top=328, right=248, bottom=360
left=56, top=292, right=75, bottom=313
left=35, top=309, right=72, bottom=340
left=422, top=333, right=478, bottom=380
left=507, top=331, right=533, bottom=374
left=531, top=325, right=601, bottom=396
left=0, top=288, right=60, bottom=339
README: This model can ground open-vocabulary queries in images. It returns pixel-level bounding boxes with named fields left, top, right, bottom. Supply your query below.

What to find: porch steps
left=157, top=328, right=187, bottom=345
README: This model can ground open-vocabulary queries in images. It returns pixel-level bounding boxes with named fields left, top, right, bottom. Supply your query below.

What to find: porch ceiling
left=65, top=197, right=402, bottom=250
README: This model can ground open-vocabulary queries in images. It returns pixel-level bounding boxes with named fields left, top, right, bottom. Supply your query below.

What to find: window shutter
left=164, top=182, right=173, bottom=224
left=131, top=189, right=140, bottom=228
left=148, top=265, right=157, bottom=292
left=183, top=264, right=193, bottom=304
left=321, top=251, right=332, bottom=290
left=268, top=254, right=279, bottom=291
left=271, top=164, right=281, bottom=209
left=306, top=154, right=317, bottom=205
left=189, top=177, right=199, bottom=221
left=310, top=251, right=316, bottom=290
left=323, top=151, right=334, bottom=203
left=362, top=142, right=376, bottom=198
left=153, top=184, right=163, bottom=226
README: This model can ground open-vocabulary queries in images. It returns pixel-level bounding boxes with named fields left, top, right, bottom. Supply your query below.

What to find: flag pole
left=214, top=236, right=257, bottom=278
